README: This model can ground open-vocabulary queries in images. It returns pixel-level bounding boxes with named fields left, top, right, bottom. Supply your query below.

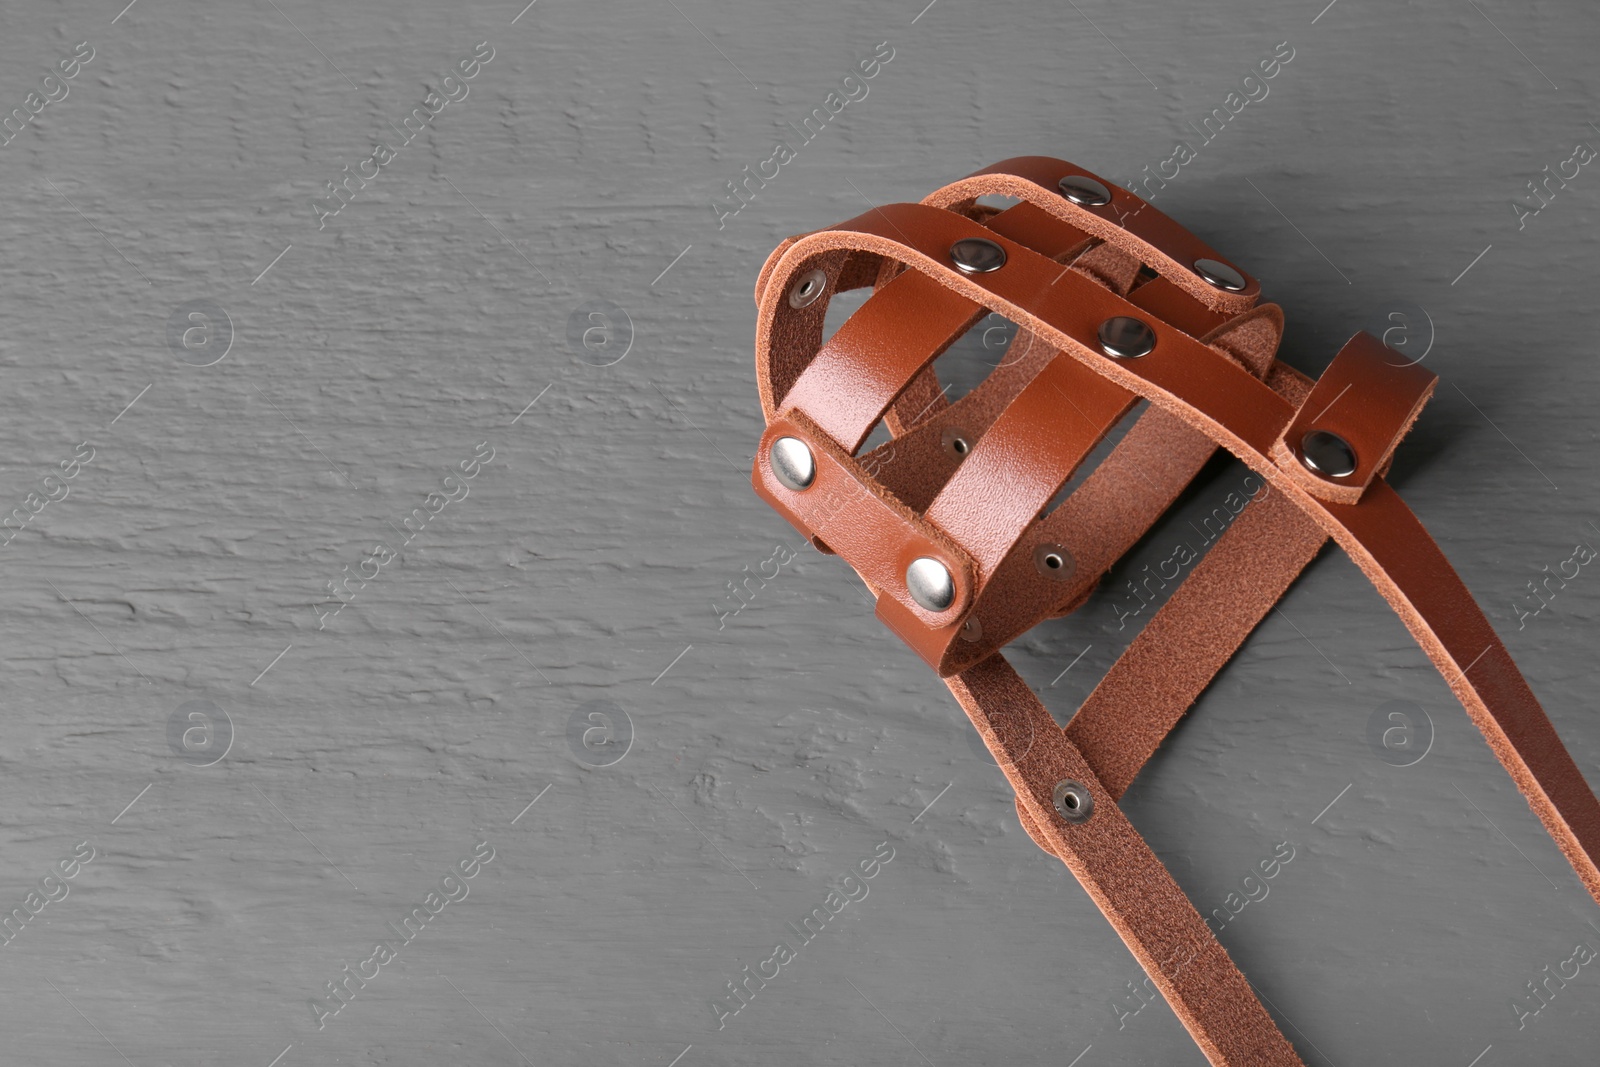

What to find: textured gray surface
left=2, top=0, right=1598, bottom=1063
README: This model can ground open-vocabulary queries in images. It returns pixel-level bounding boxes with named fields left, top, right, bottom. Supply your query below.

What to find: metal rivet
left=941, top=426, right=971, bottom=459
left=960, top=617, right=983, bottom=643
left=1194, top=258, right=1246, bottom=292
left=1096, top=316, right=1155, bottom=359
left=1033, top=543, right=1076, bottom=580
left=1057, top=174, right=1111, bottom=207
left=788, top=268, right=827, bottom=309
left=906, top=557, right=956, bottom=612
left=1053, top=779, right=1094, bottom=823
left=1299, top=429, right=1358, bottom=478
left=769, top=436, right=816, bottom=491
left=949, top=238, right=1006, bottom=274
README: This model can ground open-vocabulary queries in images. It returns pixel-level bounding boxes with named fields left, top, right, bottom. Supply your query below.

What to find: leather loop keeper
left=752, top=410, right=975, bottom=629
left=1270, top=331, right=1437, bottom=504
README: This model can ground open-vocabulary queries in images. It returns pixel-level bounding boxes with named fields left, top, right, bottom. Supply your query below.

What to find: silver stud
left=769, top=436, right=816, bottom=491
left=941, top=426, right=971, bottom=459
left=1097, top=316, right=1155, bottom=359
left=906, top=557, right=956, bottom=612
left=1194, top=258, right=1246, bottom=292
left=1033, top=543, right=1075, bottom=580
left=1299, top=430, right=1358, bottom=478
left=1053, top=779, right=1094, bottom=823
left=960, top=616, right=983, bottom=643
left=949, top=238, right=1006, bottom=274
left=788, top=268, right=828, bottom=309
left=1057, top=174, right=1111, bottom=207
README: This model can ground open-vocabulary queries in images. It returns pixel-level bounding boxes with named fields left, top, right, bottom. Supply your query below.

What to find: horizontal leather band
left=923, top=156, right=1261, bottom=312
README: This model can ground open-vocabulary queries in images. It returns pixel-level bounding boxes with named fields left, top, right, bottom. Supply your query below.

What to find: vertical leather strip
left=770, top=202, right=1301, bottom=456
left=880, top=201, right=1102, bottom=437
left=1126, top=275, right=1231, bottom=338
left=783, top=270, right=983, bottom=453
left=946, top=655, right=1305, bottom=1067
left=925, top=355, right=1134, bottom=575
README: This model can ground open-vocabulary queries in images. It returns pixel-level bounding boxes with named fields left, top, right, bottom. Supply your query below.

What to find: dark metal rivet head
left=1194, top=258, right=1247, bottom=292
left=1033, top=544, right=1075, bottom=580
left=788, top=268, right=827, bottom=309
left=941, top=426, right=971, bottom=459
left=950, top=238, right=1006, bottom=274
left=960, top=616, right=983, bottom=643
left=1058, top=174, right=1111, bottom=207
left=1097, top=316, right=1155, bottom=359
left=1299, top=430, right=1358, bottom=478
left=906, top=557, right=956, bottom=612
left=1053, top=779, right=1094, bottom=823
left=769, top=436, right=816, bottom=491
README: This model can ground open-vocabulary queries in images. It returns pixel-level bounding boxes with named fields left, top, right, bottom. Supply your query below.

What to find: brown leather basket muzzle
left=749, top=156, right=1600, bottom=1066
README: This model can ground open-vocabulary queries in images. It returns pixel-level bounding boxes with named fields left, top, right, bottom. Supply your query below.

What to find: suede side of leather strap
left=930, top=305, right=1287, bottom=674
left=1067, top=485, right=1329, bottom=799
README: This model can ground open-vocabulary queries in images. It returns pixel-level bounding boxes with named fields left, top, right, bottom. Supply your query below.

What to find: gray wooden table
left=0, top=0, right=1596, bottom=1063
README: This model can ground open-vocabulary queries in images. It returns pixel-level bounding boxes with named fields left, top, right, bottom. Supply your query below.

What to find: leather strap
left=748, top=155, right=1600, bottom=1066
left=1066, top=485, right=1329, bottom=801
left=947, top=655, right=1301, bottom=1067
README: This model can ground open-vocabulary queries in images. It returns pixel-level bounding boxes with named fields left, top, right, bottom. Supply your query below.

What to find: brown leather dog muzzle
left=748, top=155, right=1600, bottom=1066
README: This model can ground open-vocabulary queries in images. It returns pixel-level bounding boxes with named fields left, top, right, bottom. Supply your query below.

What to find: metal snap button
left=1194, top=258, right=1247, bottom=292
left=949, top=238, right=1007, bottom=274
left=1058, top=174, right=1112, bottom=207
left=1299, top=429, right=1358, bottom=478
left=1053, top=779, right=1094, bottom=823
left=769, top=436, right=816, bottom=490
left=906, top=557, right=956, bottom=612
left=788, top=268, right=828, bottom=308
left=1096, top=316, right=1156, bottom=359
